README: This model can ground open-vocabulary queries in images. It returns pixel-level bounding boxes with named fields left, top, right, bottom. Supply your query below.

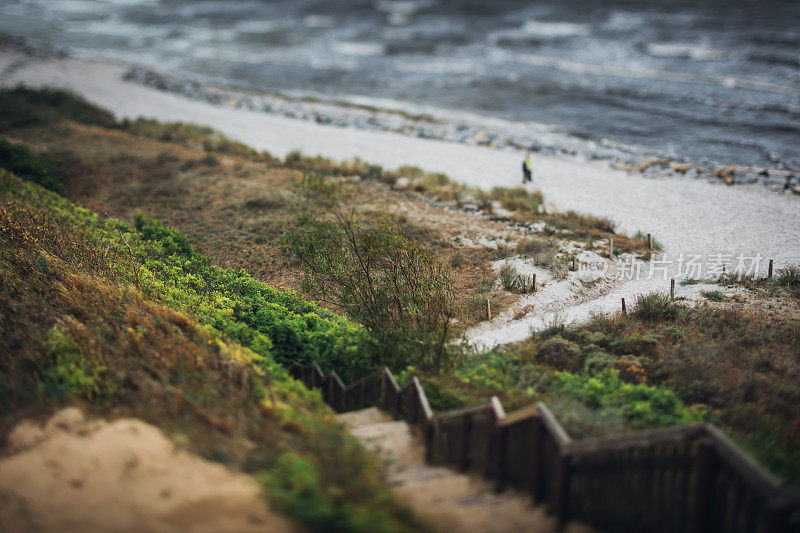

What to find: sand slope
left=0, top=408, right=300, bottom=533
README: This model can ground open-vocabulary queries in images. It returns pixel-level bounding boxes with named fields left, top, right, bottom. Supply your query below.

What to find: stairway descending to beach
left=338, top=408, right=589, bottom=533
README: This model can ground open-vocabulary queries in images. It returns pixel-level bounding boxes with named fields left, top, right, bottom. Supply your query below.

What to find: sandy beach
left=2, top=51, right=799, bottom=346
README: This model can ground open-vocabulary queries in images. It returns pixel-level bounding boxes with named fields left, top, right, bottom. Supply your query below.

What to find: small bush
left=0, top=87, right=116, bottom=131
left=775, top=267, right=800, bottom=288
left=0, top=139, right=62, bottom=192
left=551, top=369, right=704, bottom=429
left=499, top=263, right=536, bottom=294
left=517, top=237, right=552, bottom=256
left=488, top=187, right=543, bottom=215
left=701, top=290, right=726, bottom=302
left=633, top=292, right=679, bottom=321
left=536, top=337, right=585, bottom=372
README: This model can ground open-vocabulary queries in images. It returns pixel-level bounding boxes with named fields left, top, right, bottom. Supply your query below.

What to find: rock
left=393, top=176, right=412, bottom=190
left=669, top=162, right=694, bottom=174
left=713, top=166, right=738, bottom=185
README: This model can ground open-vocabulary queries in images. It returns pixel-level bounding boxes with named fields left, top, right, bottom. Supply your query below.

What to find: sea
left=1, top=0, right=799, bottom=172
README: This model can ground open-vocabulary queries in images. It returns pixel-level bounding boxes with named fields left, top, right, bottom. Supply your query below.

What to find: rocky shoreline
left=124, top=66, right=798, bottom=193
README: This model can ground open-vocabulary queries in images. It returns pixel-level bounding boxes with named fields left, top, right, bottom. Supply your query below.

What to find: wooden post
left=530, top=415, right=546, bottom=502
left=647, top=233, right=653, bottom=250
left=532, top=273, right=537, bottom=292
left=494, top=425, right=508, bottom=492
left=692, top=438, right=716, bottom=533
left=670, top=278, right=675, bottom=300
left=768, top=259, right=773, bottom=278
left=460, top=413, right=473, bottom=472
left=424, top=420, right=435, bottom=463
left=609, top=237, right=614, bottom=257
left=571, top=256, right=576, bottom=271
left=380, top=372, right=387, bottom=411
left=621, top=297, right=627, bottom=315
left=560, top=323, right=566, bottom=338
left=554, top=451, right=572, bottom=527
left=487, top=298, right=492, bottom=320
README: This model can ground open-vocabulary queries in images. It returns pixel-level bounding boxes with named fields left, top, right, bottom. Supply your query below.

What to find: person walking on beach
left=522, top=152, right=533, bottom=184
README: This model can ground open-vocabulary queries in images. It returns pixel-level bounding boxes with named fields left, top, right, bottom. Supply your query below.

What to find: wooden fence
left=290, top=361, right=800, bottom=532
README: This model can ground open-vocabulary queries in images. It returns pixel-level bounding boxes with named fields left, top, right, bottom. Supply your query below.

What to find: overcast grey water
left=1, top=0, right=799, bottom=171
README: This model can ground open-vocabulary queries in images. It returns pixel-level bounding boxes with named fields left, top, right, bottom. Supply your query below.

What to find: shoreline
left=122, top=65, right=798, bottom=192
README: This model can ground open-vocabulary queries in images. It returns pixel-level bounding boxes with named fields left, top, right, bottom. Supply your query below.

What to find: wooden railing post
left=380, top=371, right=388, bottom=411
left=424, top=419, right=435, bottom=463
left=460, top=413, right=473, bottom=472
left=554, top=451, right=572, bottom=527
left=530, top=414, right=546, bottom=502
left=494, top=425, right=508, bottom=492
left=691, top=438, right=716, bottom=533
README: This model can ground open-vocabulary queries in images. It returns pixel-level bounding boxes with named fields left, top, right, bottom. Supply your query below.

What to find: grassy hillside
left=0, top=169, right=423, bottom=532
left=1, top=87, right=797, bottom=487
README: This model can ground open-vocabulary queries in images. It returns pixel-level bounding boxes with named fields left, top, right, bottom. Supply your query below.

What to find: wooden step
left=338, top=408, right=591, bottom=533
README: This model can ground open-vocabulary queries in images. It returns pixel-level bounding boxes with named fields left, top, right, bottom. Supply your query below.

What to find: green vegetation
left=0, top=171, right=421, bottom=532
left=633, top=292, right=680, bottom=321
left=282, top=173, right=456, bottom=372
left=487, top=186, right=544, bottom=216
left=120, top=117, right=275, bottom=160
left=499, top=263, right=536, bottom=294
left=701, top=290, right=726, bottom=302
left=0, top=138, right=62, bottom=192
left=0, top=86, right=116, bottom=131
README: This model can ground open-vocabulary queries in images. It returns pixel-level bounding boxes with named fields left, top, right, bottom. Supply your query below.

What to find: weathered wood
left=621, top=297, right=627, bottom=315
left=530, top=414, right=546, bottom=502
left=291, top=360, right=800, bottom=533
left=554, top=451, right=573, bottom=526
left=768, top=259, right=774, bottom=278
left=461, top=413, right=473, bottom=472
left=692, top=438, right=716, bottom=533
left=670, top=278, right=675, bottom=300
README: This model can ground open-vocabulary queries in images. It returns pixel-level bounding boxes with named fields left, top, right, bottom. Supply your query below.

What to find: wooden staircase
left=339, top=408, right=590, bottom=533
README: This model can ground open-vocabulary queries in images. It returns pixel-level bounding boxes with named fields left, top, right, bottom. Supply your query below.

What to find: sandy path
left=0, top=408, right=299, bottom=533
left=3, top=53, right=798, bottom=346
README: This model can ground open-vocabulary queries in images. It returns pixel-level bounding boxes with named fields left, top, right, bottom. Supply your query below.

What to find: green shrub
left=701, top=290, right=726, bottom=302
left=487, top=186, right=543, bottom=215
left=536, top=337, right=584, bottom=372
left=0, top=87, right=116, bottom=131
left=499, top=263, right=536, bottom=294
left=633, top=292, right=680, bottom=321
left=41, top=326, right=113, bottom=400
left=0, top=138, right=62, bottom=192
left=282, top=174, right=456, bottom=372
left=551, top=369, right=703, bottom=429
left=775, top=267, right=800, bottom=288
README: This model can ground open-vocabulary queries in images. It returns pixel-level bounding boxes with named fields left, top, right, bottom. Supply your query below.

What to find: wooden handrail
left=702, top=424, right=783, bottom=496
left=566, top=424, right=705, bottom=455
left=289, top=360, right=800, bottom=532
left=538, top=403, right=571, bottom=447
left=412, top=377, right=434, bottom=421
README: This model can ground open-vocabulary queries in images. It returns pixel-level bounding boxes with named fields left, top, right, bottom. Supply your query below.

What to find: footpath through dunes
left=338, top=408, right=590, bottom=533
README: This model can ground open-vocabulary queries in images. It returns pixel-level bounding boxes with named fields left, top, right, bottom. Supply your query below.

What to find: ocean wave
left=646, top=43, right=742, bottom=61
left=488, top=19, right=589, bottom=45
left=331, top=41, right=386, bottom=57
left=513, top=52, right=800, bottom=96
